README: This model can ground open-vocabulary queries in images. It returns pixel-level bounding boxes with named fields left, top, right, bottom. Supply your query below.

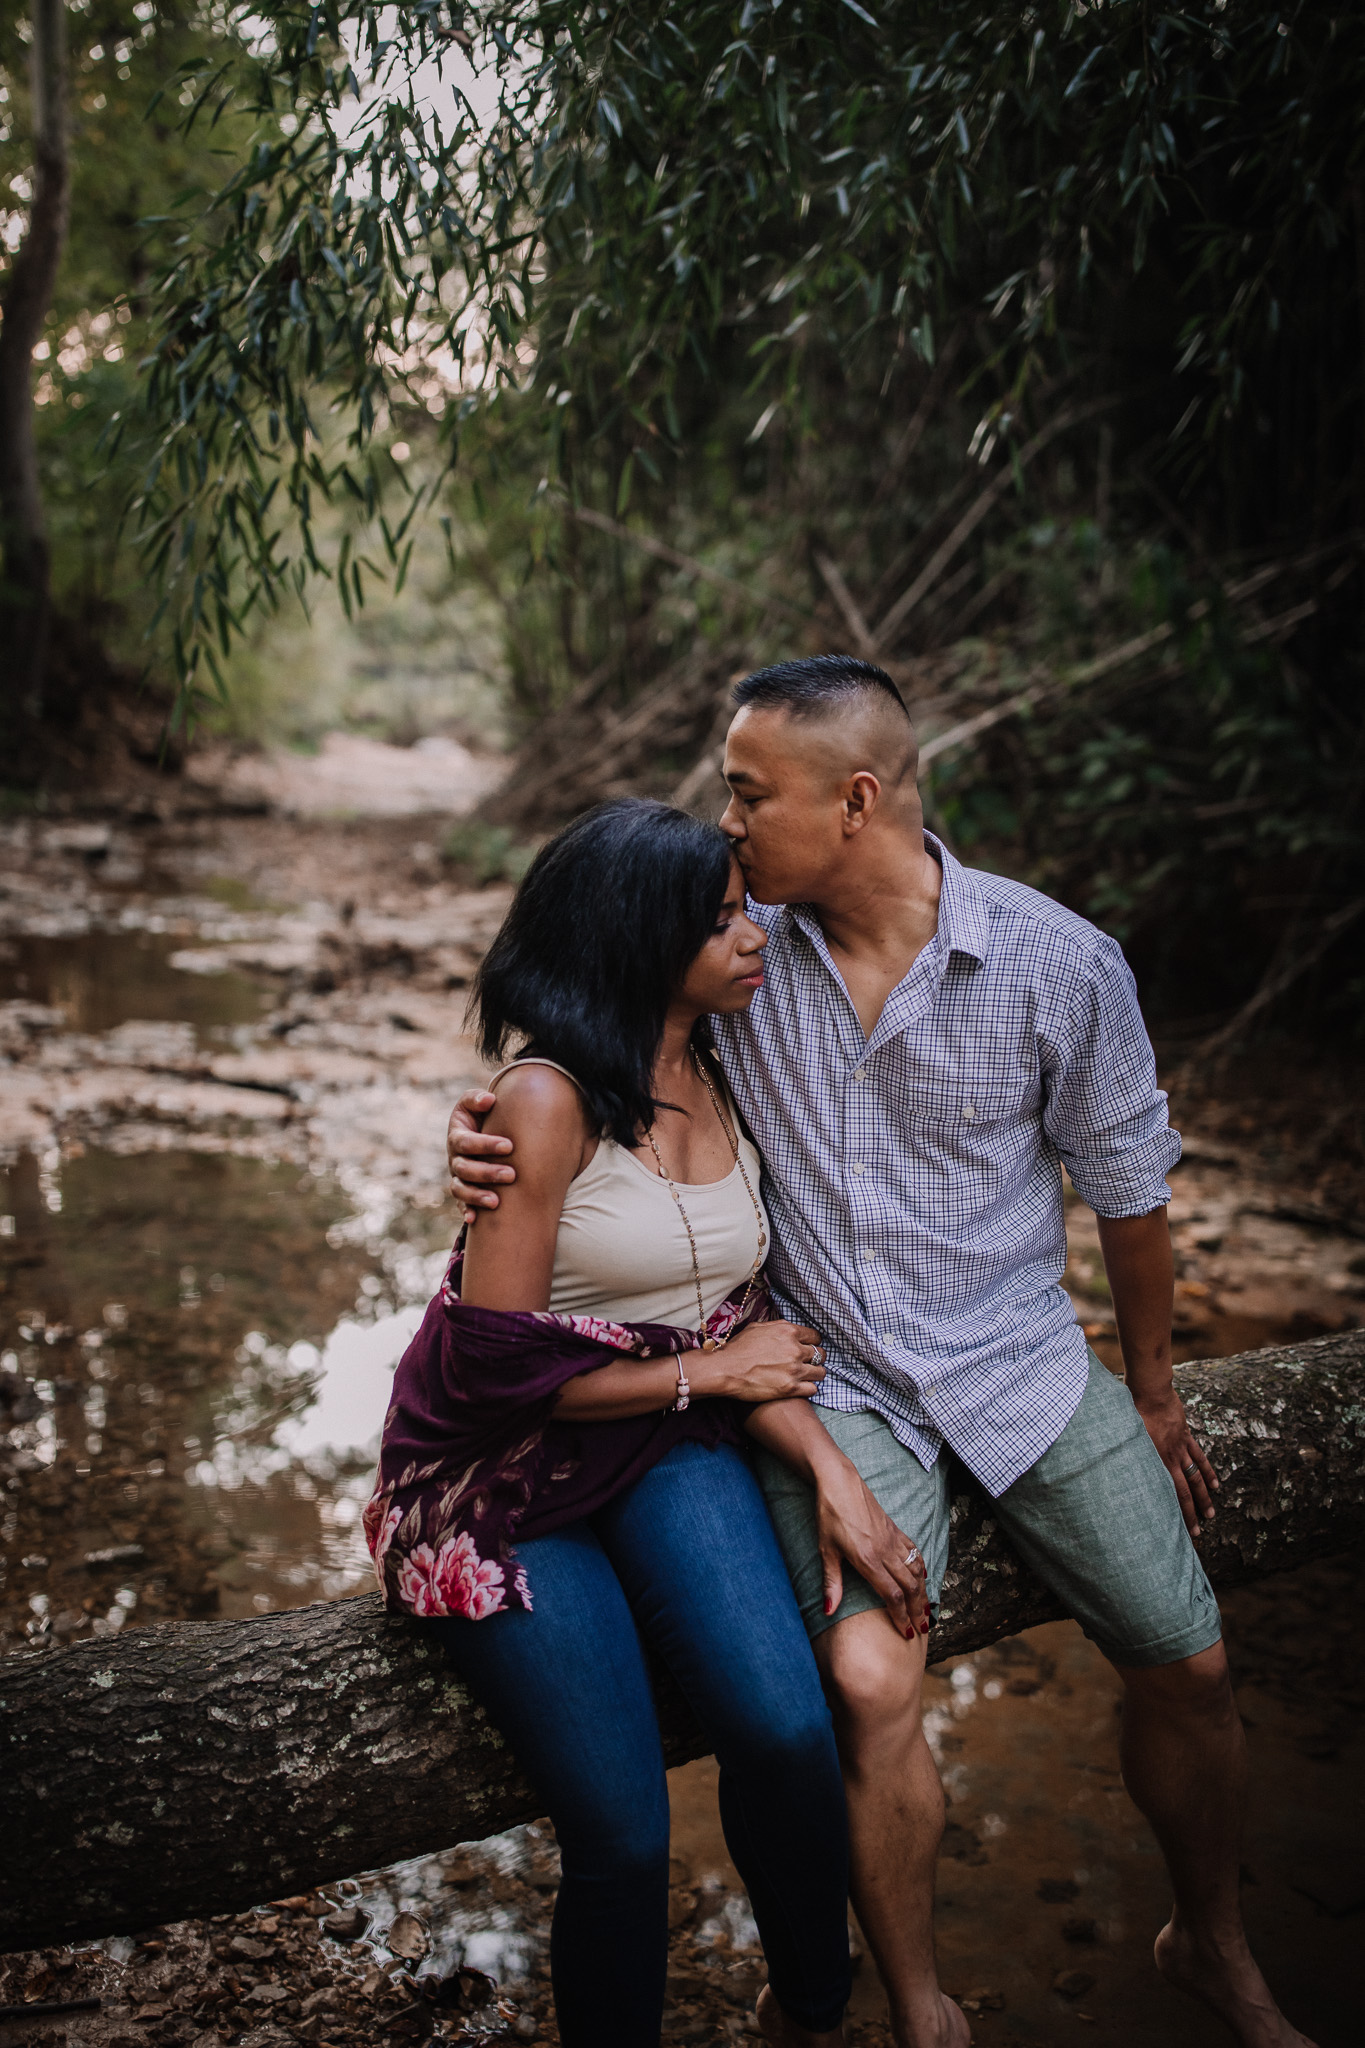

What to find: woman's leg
left=596, top=1441, right=853, bottom=2036
left=428, top=1523, right=671, bottom=2048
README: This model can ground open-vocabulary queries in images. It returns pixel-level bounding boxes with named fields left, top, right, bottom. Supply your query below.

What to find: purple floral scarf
left=364, top=1244, right=767, bottom=1621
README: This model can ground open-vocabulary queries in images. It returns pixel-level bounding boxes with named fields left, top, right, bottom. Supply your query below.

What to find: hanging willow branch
left=128, top=3, right=1365, bottom=703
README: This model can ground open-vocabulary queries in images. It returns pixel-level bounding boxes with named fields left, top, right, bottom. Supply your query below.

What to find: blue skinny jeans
left=429, top=1439, right=851, bottom=2047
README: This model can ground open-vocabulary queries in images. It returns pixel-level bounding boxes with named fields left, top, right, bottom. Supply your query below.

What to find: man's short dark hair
left=732, top=654, right=908, bottom=719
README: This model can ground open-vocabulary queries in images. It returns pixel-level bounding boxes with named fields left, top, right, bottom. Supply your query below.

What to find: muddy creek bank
left=2, top=804, right=1361, bottom=2046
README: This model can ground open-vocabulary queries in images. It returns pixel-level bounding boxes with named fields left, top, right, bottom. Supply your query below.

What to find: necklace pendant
left=701, top=1339, right=717, bottom=1352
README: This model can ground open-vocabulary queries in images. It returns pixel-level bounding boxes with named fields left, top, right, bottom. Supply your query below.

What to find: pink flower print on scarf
left=395, top=1531, right=508, bottom=1619
left=363, top=1496, right=402, bottom=1594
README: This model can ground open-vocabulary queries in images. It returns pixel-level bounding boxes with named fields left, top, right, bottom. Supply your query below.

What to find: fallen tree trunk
left=5, top=1331, right=1364, bottom=1952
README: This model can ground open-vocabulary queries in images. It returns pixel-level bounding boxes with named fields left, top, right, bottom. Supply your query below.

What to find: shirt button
left=880, top=1331, right=895, bottom=1345
left=852, top=1068, right=866, bottom=1082
left=924, top=1383, right=938, bottom=1397
left=962, top=1104, right=976, bottom=1120
left=851, top=1161, right=866, bottom=1175
left=860, top=1247, right=877, bottom=1263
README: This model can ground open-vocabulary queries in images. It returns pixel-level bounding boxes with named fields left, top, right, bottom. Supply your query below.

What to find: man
left=449, top=656, right=1312, bottom=2048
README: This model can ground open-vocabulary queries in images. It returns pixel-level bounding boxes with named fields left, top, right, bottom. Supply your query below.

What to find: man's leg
left=815, top=1606, right=969, bottom=2048
left=1116, top=1641, right=1313, bottom=2048
left=993, top=1354, right=1314, bottom=2048
left=754, top=1414, right=967, bottom=2048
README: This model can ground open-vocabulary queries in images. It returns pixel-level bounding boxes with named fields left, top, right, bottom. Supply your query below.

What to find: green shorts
left=755, top=1353, right=1222, bottom=1669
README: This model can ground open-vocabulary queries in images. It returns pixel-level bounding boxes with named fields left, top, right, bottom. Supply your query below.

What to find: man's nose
left=718, top=796, right=744, bottom=838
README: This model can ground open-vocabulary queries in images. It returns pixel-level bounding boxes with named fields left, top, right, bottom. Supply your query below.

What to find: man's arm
left=1039, top=934, right=1215, bottom=1536
left=448, top=1089, right=516, bottom=1213
left=1097, top=1206, right=1218, bottom=1537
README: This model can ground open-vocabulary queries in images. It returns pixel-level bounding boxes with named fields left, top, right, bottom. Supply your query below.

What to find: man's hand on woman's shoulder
left=448, top=1086, right=517, bottom=1214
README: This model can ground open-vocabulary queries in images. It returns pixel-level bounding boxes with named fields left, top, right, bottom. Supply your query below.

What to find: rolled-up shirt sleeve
left=1042, top=933, right=1181, bottom=1216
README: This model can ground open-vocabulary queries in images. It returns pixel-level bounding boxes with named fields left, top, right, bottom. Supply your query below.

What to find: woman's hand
left=693, top=1321, right=826, bottom=1404
left=814, top=1457, right=931, bottom=1640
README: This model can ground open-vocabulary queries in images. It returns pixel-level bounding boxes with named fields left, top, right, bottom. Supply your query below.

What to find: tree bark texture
left=0, top=0, right=69, bottom=715
left=3, top=1330, right=1363, bottom=1953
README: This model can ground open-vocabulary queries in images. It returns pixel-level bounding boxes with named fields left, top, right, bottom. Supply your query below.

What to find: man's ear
left=842, top=770, right=881, bottom=835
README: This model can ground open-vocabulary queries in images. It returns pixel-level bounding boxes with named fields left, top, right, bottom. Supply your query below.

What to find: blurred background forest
left=6, top=18, right=1365, bottom=2044
left=2, top=0, right=1363, bottom=1055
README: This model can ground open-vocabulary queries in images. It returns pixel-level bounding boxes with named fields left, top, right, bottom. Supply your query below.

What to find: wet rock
left=43, top=824, right=112, bottom=858
left=227, top=1935, right=272, bottom=1962
left=0, top=1379, right=42, bottom=1424
left=385, top=1909, right=428, bottom=1961
left=0, top=1001, right=65, bottom=1053
left=668, top=1888, right=699, bottom=1930
left=320, top=1907, right=368, bottom=1942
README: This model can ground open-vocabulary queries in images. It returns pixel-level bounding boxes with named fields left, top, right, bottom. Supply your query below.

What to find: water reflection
left=0, top=1146, right=449, bottom=1648
left=1, top=1133, right=1357, bottom=2042
left=0, top=930, right=267, bottom=1040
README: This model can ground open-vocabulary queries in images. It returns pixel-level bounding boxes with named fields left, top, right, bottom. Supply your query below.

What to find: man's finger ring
left=1182, top=1461, right=1198, bottom=1478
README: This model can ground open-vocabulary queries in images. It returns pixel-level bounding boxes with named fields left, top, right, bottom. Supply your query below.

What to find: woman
left=366, top=799, right=927, bottom=2048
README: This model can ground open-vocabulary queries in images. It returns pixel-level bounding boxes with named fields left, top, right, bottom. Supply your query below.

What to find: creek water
left=1, top=892, right=1359, bottom=2047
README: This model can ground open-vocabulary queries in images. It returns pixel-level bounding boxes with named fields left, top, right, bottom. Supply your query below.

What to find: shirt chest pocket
left=901, top=1075, right=1037, bottom=1131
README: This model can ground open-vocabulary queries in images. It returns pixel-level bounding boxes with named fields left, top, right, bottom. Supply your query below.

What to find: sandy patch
left=191, top=732, right=504, bottom=819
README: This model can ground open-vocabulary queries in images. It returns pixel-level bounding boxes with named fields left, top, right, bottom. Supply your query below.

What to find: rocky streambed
left=2, top=794, right=1362, bottom=2048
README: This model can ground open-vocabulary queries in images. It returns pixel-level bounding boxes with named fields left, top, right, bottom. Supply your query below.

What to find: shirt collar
left=924, top=831, right=991, bottom=966
left=780, top=832, right=990, bottom=967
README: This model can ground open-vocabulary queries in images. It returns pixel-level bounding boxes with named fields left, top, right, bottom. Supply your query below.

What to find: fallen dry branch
left=914, top=574, right=1345, bottom=777
left=814, top=550, right=881, bottom=662
left=4, top=1331, right=1363, bottom=1954
left=571, top=507, right=811, bottom=624
left=481, top=649, right=736, bottom=831
left=872, top=394, right=1126, bottom=650
left=1189, top=899, right=1365, bottom=1062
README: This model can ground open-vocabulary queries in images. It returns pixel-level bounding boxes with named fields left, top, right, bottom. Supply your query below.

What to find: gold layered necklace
left=642, top=1049, right=766, bottom=1349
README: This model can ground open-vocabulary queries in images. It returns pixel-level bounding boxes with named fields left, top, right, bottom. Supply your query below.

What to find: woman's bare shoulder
left=486, top=1063, right=594, bottom=1164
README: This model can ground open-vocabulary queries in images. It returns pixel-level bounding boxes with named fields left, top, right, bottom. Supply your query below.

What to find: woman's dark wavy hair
left=471, top=798, right=735, bottom=1145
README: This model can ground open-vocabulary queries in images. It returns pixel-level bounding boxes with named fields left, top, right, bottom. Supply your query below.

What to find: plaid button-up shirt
left=712, top=836, right=1180, bottom=1496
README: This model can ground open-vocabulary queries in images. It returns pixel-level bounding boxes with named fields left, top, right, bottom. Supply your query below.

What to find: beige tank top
left=489, top=1058, right=769, bottom=1328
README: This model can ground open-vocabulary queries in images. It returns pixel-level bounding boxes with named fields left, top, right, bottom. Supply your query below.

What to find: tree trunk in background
left=0, top=0, right=69, bottom=720
left=3, top=1330, right=1364, bottom=1954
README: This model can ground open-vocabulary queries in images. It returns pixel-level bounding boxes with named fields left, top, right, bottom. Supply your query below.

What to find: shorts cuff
left=1090, top=1609, right=1223, bottom=1670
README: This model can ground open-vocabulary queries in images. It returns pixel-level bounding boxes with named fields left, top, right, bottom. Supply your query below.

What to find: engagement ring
left=812, top=1344, right=826, bottom=1367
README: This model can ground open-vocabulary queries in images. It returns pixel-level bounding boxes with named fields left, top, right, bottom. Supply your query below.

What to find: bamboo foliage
left=129, top=3, right=1365, bottom=699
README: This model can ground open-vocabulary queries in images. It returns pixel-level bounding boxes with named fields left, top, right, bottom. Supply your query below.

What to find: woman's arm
left=746, top=1399, right=929, bottom=1639
left=553, top=1318, right=829, bottom=1421
left=458, top=1068, right=591, bottom=1310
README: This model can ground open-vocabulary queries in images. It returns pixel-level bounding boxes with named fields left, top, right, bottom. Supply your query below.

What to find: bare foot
left=885, top=1990, right=973, bottom=2048
left=1155, top=1918, right=1317, bottom=2048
